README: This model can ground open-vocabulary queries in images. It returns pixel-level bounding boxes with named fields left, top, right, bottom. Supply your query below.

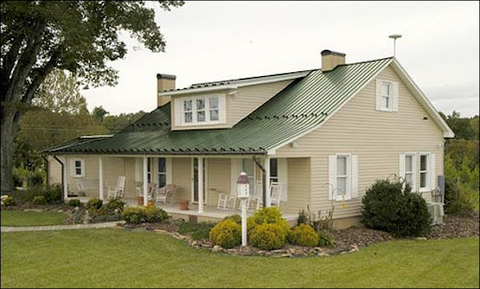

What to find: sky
left=82, top=1, right=479, bottom=117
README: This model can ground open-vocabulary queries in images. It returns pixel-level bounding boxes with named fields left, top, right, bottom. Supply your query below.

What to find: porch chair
left=250, top=180, right=264, bottom=211
left=269, top=182, right=283, bottom=208
left=217, top=189, right=238, bottom=210
left=107, top=176, right=126, bottom=199
left=155, top=184, right=177, bottom=204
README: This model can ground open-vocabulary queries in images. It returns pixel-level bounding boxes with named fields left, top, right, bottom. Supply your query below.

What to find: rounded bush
left=247, top=207, right=291, bottom=239
left=317, top=230, right=335, bottom=248
left=104, top=198, right=125, bottom=212
left=2, top=196, right=16, bottom=207
left=32, top=195, right=47, bottom=205
left=29, top=171, right=45, bottom=186
left=223, top=214, right=242, bottom=224
left=86, top=198, right=103, bottom=211
left=68, top=199, right=82, bottom=207
left=145, top=206, right=169, bottom=223
left=209, top=219, right=241, bottom=249
left=250, top=223, right=286, bottom=250
left=361, top=179, right=431, bottom=237
left=122, top=207, right=146, bottom=224
left=289, top=224, right=319, bottom=247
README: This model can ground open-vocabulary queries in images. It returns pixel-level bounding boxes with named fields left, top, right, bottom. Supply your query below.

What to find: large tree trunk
left=1, top=111, right=20, bottom=195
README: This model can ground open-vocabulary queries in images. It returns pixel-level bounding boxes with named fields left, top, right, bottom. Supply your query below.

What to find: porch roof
left=46, top=57, right=392, bottom=155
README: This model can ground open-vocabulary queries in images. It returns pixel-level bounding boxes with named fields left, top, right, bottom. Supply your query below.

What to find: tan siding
left=206, top=158, right=231, bottom=206
left=171, top=158, right=192, bottom=202
left=48, top=156, right=62, bottom=185
left=227, top=80, right=293, bottom=126
left=285, top=158, right=311, bottom=214
left=275, top=65, right=445, bottom=219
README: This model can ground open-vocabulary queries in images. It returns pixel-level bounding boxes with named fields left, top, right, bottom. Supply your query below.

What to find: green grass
left=178, top=222, right=214, bottom=240
left=1, top=210, right=68, bottom=227
left=1, top=229, right=478, bottom=288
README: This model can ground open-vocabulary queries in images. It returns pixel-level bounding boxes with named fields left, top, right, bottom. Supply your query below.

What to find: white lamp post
left=236, top=172, right=250, bottom=247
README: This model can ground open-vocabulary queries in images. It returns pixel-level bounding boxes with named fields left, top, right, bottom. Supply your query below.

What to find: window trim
left=181, top=95, right=223, bottom=125
left=419, top=152, right=430, bottom=192
left=404, top=152, right=416, bottom=190
left=156, top=157, right=168, bottom=188
left=335, top=153, right=352, bottom=201
left=380, top=80, right=393, bottom=112
left=72, top=158, right=84, bottom=178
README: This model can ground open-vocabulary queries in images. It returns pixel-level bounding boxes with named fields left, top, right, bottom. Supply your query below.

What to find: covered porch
left=49, top=154, right=310, bottom=221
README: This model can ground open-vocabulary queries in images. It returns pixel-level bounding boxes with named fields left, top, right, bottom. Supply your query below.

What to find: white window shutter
left=328, top=155, right=336, bottom=200
left=392, top=82, right=399, bottom=112
left=174, top=98, right=183, bottom=126
left=230, top=158, right=239, bottom=194
left=80, top=159, right=85, bottom=177
left=278, top=159, right=288, bottom=202
left=351, top=155, right=359, bottom=199
left=399, top=154, right=406, bottom=181
left=219, top=95, right=226, bottom=123
left=411, top=154, right=417, bottom=192
left=375, top=79, right=382, bottom=111
left=166, top=158, right=172, bottom=184
left=430, top=154, right=436, bottom=190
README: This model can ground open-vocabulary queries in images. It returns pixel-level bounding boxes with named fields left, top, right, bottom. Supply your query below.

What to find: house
left=46, top=50, right=454, bottom=228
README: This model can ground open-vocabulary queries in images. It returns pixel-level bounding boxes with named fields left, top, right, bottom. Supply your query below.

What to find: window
left=147, top=158, right=153, bottom=184
left=196, top=98, right=206, bottom=122
left=420, top=154, right=430, bottom=190
left=270, top=158, right=278, bottom=184
left=336, top=155, right=350, bottom=199
left=184, top=100, right=193, bottom=123
left=209, top=97, right=219, bottom=121
left=405, top=154, right=415, bottom=188
left=73, top=159, right=84, bottom=177
left=381, top=81, right=392, bottom=110
left=157, top=158, right=167, bottom=188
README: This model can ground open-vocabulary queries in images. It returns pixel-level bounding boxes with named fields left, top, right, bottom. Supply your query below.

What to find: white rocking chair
left=270, top=182, right=283, bottom=208
left=107, top=176, right=126, bottom=199
left=217, top=189, right=238, bottom=210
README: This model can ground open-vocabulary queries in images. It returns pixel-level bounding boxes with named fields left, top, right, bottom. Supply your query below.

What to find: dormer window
left=175, top=94, right=226, bottom=126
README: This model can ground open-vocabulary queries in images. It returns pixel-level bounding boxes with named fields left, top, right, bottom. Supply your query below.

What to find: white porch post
left=264, top=157, right=271, bottom=207
left=143, top=156, right=148, bottom=206
left=99, top=156, right=104, bottom=200
left=198, top=157, right=204, bottom=213
left=63, top=156, right=68, bottom=200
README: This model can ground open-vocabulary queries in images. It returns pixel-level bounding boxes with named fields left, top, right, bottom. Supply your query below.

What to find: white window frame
left=269, top=158, right=279, bottom=184
left=335, top=153, right=352, bottom=201
left=181, top=95, right=223, bottom=125
left=380, top=81, right=393, bottom=111
left=404, top=153, right=416, bottom=190
left=72, top=158, right=85, bottom=178
left=157, top=157, right=167, bottom=188
left=147, top=157, right=153, bottom=184
left=419, top=153, right=430, bottom=192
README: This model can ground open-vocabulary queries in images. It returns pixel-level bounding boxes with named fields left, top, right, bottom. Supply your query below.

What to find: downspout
left=252, top=156, right=267, bottom=208
left=53, top=155, right=65, bottom=202
left=41, top=154, right=49, bottom=186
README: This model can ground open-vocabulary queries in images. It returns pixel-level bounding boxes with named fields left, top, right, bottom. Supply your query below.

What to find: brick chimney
left=321, top=50, right=346, bottom=72
left=157, top=73, right=176, bottom=107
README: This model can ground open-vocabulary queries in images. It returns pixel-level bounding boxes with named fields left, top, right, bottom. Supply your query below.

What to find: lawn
left=1, top=229, right=478, bottom=288
left=1, top=210, right=68, bottom=227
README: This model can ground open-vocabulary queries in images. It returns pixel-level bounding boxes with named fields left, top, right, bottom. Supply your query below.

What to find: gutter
left=53, top=155, right=65, bottom=202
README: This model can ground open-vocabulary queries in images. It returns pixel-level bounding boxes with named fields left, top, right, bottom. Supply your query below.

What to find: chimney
left=321, top=50, right=346, bottom=72
left=157, top=73, right=176, bottom=107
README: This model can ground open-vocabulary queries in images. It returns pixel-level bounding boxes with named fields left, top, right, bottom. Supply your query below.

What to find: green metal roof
left=47, top=57, right=393, bottom=155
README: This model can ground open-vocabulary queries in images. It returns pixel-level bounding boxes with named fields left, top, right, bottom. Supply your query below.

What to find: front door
left=192, top=158, right=207, bottom=203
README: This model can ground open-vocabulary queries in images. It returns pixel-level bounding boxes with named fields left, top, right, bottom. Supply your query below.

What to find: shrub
left=122, top=207, right=147, bottom=224
left=247, top=207, right=291, bottom=239
left=209, top=219, right=241, bottom=249
left=223, top=214, right=242, bottom=224
left=29, top=170, right=45, bottom=186
left=250, top=223, right=286, bottom=250
left=179, top=222, right=214, bottom=241
left=361, top=179, right=431, bottom=237
left=32, top=195, right=47, bottom=205
left=86, top=198, right=103, bottom=211
left=68, top=199, right=82, bottom=207
left=289, top=224, right=319, bottom=247
left=317, top=230, right=335, bottom=248
left=2, top=196, right=16, bottom=207
left=20, top=184, right=62, bottom=204
left=104, top=198, right=125, bottom=212
left=145, top=206, right=169, bottom=223
left=297, top=209, right=308, bottom=226
left=43, top=184, right=62, bottom=204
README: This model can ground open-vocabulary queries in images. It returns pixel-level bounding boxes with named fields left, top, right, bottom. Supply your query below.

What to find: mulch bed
left=427, top=214, right=479, bottom=239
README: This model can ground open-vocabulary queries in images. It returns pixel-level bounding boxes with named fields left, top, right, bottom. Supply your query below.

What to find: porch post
left=99, top=156, right=104, bottom=201
left=198, top=157, right=204, bottom=213
left=143, top=156, right=148, bottom=206
left=264, top=157, right=271, bottom=207
left=63, top=156, right=68, bottom=200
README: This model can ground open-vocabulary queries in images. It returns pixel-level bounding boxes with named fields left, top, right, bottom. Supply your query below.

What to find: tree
left=1, top=1, right=184, bottom=194
left=91, top=106, right=109, bottom=122
left=103, top=111, right=148, bottom=133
